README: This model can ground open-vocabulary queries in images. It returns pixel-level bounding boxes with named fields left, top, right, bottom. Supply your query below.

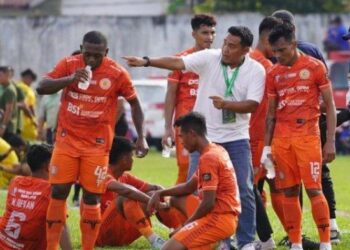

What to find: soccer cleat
left=277, top=235, right=290, bottom=246
left=301, top=235, right=320, bottom=250
left=151, top=236, right=166, bottom=249
left=290, top=243, right=303, bottom=250
left=254, top=237, right=276, bottom=250
left=330, top=229, right=341, bottom=244
left=240, top=243, right=256, bottom=250
left=319, top=242, right=332, bottom=250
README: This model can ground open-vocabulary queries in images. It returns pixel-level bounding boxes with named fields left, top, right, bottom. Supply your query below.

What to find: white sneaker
left=150, top=236, right=166, bottom=249
left=290, top=243, right=303, bottom=250
left=254, top=237, right=276, bottom=250
left=330, top=229, right=341, bottom=244
left=320, top=242, right=332, bottom=250
left=217, top=240, right=230, bottom=250
left=241, top=243, right=255, bottom=250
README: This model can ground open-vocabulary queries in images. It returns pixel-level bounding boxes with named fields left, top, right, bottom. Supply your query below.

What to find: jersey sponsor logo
left=99, top=78, right=111, bottom=90
left=202, top=173, right=212, bottom=181
left=94, top=165, right=108, bottom=187
left=188, top=79, right=199, bottom=86
left=275, top=73, right=297, bottom=82
left=182, top=221, right=198, bottom=231
left=189, top=88, right=197, bottom=96
left=299, top=69, right=310, bottom=80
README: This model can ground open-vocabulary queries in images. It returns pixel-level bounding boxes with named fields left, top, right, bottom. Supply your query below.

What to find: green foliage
left=167, top=0, right=350, bottom=14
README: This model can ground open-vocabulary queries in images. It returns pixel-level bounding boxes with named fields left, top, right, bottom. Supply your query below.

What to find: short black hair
left=26, top=144, right=53, bottom=173
left=227, top=26, right=253, bottom=47
left=20, top=68, right=37, bottom=81
left=191, top=14, right=217, bottom=30
left=268, top=22, right=295, bottom=45
left=174, top=111, right=207, bottom=136
left=71, top=50, right=81, bottom=56
left=259, top=16, right=282, bottom=35
left=0, top=66, right=9, bottom=73
left=109, top=136, right=135, bottom=164
left=83, top=31, right=108, bottom=46
left=271, top=9, right=295, bottom=25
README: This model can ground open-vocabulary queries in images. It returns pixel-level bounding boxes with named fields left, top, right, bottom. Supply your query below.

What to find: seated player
left=96, top=136, right=167, bottom=249
left=148, top=112, right=241, bottom=250
left=0, top=144, right=72, bottom=250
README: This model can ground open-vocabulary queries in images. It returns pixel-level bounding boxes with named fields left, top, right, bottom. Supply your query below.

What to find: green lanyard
left=221, top=64, right=240, bottom=97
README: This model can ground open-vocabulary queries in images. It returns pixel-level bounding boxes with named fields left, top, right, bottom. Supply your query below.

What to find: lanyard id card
left=221, top=64, right=240, bottom=124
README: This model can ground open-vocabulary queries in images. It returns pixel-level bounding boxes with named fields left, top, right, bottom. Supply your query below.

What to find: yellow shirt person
left=0, top=138, right=19, bottom=188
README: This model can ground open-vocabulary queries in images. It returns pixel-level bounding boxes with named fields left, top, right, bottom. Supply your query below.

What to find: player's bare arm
left=162, top=82, right=178, bottom=147
left=107, top=180, right=151, bottom=204
left=122, top=56, right=185, bottom=70
left=147, top=177, right=197, bottom=212
left=209, top=96, right=259, bottom=113
left=264, top=98, right=277, bottom=147
left=37, top=68, right=89, bottom=95
left=0, top=101, right=15, bottom=137
left=320, top=86, right=336, bottom=163
left=127, top=97, right=149, bottom=158
left=184, top=190, right=216, bottom=225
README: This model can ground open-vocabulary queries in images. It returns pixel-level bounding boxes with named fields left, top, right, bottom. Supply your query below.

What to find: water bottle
left=264, top=158, right=276, bottom=179
left=162, top=137, right=172, bottom=158
left=78, top=65, right=92, bottom=90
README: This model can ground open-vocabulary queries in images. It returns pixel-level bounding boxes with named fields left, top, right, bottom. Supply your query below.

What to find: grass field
left=0, top=150, right=349, bottom=249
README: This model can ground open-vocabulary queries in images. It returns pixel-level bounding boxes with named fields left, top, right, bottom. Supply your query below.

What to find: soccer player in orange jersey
left=249, top=16, right=282, bottom=250
left=148, top=112, right=241, bottom=250
left=96, top=136, right=166, bottom=249
left=36, top=31, right=149, bottom=250
left=263, top=23, right=336, bottom=250
left=0, top=144, right=72, bottom=250
left=163, top=14, right=216, bottom=184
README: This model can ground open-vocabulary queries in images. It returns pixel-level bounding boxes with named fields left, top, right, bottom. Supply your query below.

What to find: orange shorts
left=173, top=213, right=237, bottom=249
left=250, top=139, right=266, bottom=185
left=157, top=195, right=200, bottom=229
left=96, top=201, right=142, bottom=246
left=272, top=135, right=322, bottom=190
left=49, top=146, right=108, bottom=193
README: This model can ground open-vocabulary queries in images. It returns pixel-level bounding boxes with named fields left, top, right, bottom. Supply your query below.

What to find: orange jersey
left=249, top=49, right=273, bottom=141
left=168, top=48, right=199, bottom=118
left=193, top=143, right=241, bottom=215
left=46, top=55, right=136, bottom=154
left=267, top=54, right=330, bottom=138
left=0, top=176, right=50, bottom=250
left=100, top=173, right=149, bottom=214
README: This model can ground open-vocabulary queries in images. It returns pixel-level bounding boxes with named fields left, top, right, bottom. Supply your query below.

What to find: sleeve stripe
left=125, top=92, right=137, bottom=100
left=167, top=78, right=180, bottom=83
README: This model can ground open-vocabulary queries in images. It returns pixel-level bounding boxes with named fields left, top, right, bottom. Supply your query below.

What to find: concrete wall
left=1, top=13, right=349, bottom=79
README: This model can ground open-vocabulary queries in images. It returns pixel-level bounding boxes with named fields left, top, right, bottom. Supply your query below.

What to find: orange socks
left=123, top=199, right=153, bottom=238
left=271, top=192, right=287, bottom=231
left=46, top=198, right=67, bottom=250
left=283, top=196, right=302, bottom=244
left=310, top=194, right=330, bottom=243
left=80, top=203, right=102, bottom=250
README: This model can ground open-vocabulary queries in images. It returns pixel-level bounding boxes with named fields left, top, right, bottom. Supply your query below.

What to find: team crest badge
left=299, top=69, right=310, bottom=80
left=99, top=78, right=111, bottom=90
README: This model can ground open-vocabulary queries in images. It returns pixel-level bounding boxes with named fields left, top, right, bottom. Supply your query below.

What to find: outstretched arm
left=122, top=56, right=185, bottom=71
left=107, top=180, right=151, bottom=204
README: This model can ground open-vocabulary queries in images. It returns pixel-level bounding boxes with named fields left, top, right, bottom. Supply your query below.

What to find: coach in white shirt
left=123, top=26, right=265, bottom=250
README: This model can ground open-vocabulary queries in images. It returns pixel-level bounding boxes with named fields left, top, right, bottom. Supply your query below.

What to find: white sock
left=330, top=218, right=338, bottom=230
left=320, top=242, right=332, bottom=249
left=148, top=233, right=158, bottom=243
left=291, top=243, right=302, bottom=249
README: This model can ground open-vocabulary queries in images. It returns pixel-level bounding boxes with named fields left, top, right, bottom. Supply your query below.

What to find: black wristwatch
left=142, top=56, right=151, bottom=67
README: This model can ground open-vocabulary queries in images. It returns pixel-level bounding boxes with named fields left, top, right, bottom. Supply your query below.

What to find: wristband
left=142, top=56, right=151, bottom=67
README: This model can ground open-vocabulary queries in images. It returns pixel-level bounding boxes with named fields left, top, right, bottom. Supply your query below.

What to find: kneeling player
left=96, top=136, right=167, bottom=249
left=148, top=112, right=241, bottom=250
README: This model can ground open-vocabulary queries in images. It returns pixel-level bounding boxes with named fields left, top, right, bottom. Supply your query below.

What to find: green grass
left=0, top=151, right=349, bottom=249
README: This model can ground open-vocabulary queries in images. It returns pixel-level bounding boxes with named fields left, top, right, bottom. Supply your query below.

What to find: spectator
left=324, top=16, right=350, bottom=53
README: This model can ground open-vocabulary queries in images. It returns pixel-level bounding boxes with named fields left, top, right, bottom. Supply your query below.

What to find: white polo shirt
left=183, top=49, right=265, bottom=143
